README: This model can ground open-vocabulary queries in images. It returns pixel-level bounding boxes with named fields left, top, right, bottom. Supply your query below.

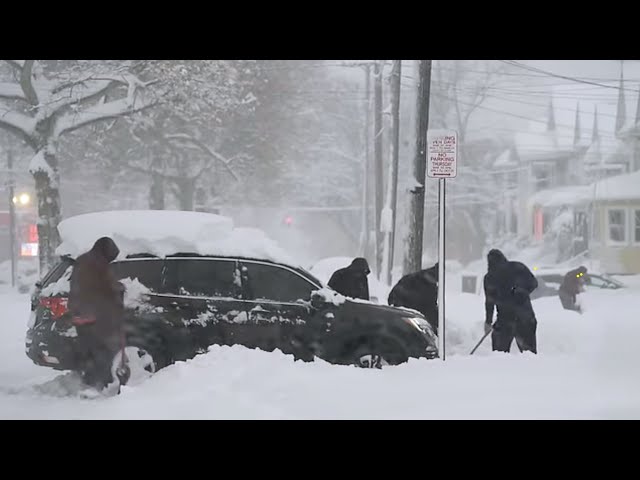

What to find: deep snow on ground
left=1, top=283, right=639, bottom=419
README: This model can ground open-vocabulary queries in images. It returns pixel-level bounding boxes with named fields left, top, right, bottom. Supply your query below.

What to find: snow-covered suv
left=26, top=253, right=438, bottom=380
left=25, top=211, right=437, bottom=382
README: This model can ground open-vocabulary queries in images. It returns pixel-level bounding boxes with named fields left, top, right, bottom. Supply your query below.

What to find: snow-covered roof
left=593, top=170, right=640, bottom=202
left=515, top=82, right=631, bottom=164
left=56, top=210, right=298, bottom=267
left=514, top=129, right=570, bottom=162
left=528, top=185, right=593, bottom=209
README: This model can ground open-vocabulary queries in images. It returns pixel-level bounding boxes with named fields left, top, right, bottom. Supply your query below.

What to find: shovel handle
left=470, top=327, right=493, bottom=355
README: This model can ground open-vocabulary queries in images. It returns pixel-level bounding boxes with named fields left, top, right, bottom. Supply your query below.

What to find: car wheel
left=345, top=337, right=408, bottom=369
left=111, top=345, right=158, bottom=386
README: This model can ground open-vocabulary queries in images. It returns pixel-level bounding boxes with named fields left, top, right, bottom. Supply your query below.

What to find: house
left=510, top=99, right=587, bottom=239
left=491, top=147, right=519, bottom=237
left=527, top=184, right=592, bottom=243
left=501, top=66, right=638, bottom=249
left=589, top=169, right=640, bottom=274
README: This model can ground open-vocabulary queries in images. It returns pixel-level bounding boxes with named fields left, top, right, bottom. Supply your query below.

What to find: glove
left=484, top=322, right=493, bottom=334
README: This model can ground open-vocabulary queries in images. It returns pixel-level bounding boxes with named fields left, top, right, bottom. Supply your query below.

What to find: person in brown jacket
left=558, top=266, right=588, bottom=313
left=68, top=237, right=125, bottom=392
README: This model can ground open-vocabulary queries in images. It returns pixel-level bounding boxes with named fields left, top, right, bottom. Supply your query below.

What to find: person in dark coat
left=558, top=266, right=588, bottom=312
left=327, top=257, right=371, bottom=301
left=388, top=262, right=439, bottom=333
left=484, top=249, right=538, bottom=354
left=68, top=237, right=125, bottom=392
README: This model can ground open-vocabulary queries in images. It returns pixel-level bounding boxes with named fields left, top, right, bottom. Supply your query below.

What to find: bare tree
left=104, top=60, right=255, bottom=212
left=0, top=60, right=153, bottom=270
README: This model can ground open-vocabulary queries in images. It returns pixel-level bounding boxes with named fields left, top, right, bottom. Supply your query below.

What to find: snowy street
left=2, top=60, right=640, bottom=420
left=2, top=284, right=639, bottom=419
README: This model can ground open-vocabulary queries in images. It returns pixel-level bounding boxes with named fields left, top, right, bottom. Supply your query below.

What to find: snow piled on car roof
left=55, top=210, right=298, bottom=267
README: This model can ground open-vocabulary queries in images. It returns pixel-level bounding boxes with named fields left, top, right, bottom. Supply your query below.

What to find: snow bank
left=2, top=288, right=640, bottom=418
left=56, top=210, right=297, bottom=267
left=444, top=289, right=622, bottom=358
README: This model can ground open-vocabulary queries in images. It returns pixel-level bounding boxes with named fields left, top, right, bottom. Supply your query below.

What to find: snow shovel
left=470, top=326, right=493, bottom=355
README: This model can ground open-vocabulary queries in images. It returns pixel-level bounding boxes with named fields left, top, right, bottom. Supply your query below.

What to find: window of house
left=533, top=164, right=554, bottom=191
left=607, top=209, right=627, bottom=245
left=634, top=210, right=640, bottom=244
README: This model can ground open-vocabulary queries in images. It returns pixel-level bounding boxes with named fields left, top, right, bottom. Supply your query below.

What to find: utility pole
left=7, top=147, right=17, bottom=288
left=403, top=60, right=432, bottom=275
left=385, top=60, right=402, bottom=285
left=373, top=60, right=384, bottom=278
left=360, top=64, right=372, bottom=259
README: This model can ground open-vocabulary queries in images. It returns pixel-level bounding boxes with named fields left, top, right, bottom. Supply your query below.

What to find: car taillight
left=39, top=297, right=69, bottom=319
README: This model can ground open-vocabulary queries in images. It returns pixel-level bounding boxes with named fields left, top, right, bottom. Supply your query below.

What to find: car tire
left=111, top=339, right=165, bottom=387
left=343, top=336, right=408, bottom=369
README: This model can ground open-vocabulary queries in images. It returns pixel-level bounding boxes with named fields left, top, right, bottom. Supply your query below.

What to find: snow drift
left=3, top=285, right=640, bottom=419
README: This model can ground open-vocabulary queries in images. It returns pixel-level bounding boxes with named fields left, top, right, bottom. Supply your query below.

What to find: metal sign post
left=427, top=129, right=458, bottom=361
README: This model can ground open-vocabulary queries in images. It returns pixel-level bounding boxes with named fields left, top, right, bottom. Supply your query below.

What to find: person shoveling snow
left=483, top=249, right=538, bottom=354
left=68, top=237, right=126, bottom=396
left=558, top=266, right=588, bottom=314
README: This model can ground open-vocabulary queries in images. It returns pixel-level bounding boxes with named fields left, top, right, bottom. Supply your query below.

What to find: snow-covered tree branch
left=165, top=133, right=240, bottom=181
left=0, top=59, right=154, bottom=270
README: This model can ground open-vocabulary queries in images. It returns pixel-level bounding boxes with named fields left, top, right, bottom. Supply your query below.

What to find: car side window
left=164, top=259, right=242, bottom=299
left=243, top=262, right=315, bottom=303
left=111, top=260, right=164, bottom=292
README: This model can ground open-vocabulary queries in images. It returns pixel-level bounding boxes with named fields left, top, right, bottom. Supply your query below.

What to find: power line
left=431, top=62, right=640, bottom=84
left=500, top=60, right=640, bottom=94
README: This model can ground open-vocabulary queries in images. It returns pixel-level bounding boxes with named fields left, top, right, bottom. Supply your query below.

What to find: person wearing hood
left=558, top=266, right=588, bottom=312
left=483, top=249, right=538, bottom=354
left=388, top=262, right=439, bottom=333
left=328, top=257, right=371, bottom=301
left=68, top=236, right=125, bottom=393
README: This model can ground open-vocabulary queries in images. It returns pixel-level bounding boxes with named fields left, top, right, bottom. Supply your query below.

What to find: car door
left=109, top=258, right=173, bottom=357
left=239, top=261, right=319, bottom=356
left=159, top=257, right=248, bottom=360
